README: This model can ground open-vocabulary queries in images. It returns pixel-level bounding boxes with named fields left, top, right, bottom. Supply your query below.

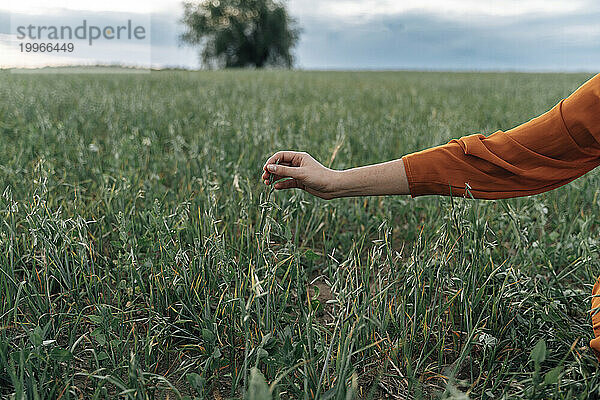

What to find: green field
left=1, top=70, right=599, bottom=399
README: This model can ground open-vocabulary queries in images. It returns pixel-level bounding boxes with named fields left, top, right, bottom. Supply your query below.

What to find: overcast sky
left=1, top=0, right=599, bottom=70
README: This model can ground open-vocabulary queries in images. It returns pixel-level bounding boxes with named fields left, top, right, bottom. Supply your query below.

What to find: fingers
left=271, top=179, right=330, bottom=199
left=262, top=173, right=286, bottom=185
left=274, top=178, right=303, bottom=190
left=266, top=164, right=303, bottom=180
left=262, top=151, right=308, bottom=185
left=263, top=151, right=304, bottom=171
left=262, top=161, right=293, bottom=181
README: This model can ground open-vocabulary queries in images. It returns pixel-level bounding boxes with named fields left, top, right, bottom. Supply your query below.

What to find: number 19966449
left=20, top=42, right=74, bottom=52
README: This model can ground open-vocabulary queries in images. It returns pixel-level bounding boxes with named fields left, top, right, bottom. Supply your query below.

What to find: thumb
left=268, top=164, right=303, bottom=179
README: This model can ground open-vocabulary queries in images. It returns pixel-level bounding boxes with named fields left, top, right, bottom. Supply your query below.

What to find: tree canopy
left=180, top=0, right=301, bottom=68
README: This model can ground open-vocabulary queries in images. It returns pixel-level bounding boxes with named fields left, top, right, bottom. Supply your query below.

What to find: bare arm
left=261, top=151, right=409, bottom=199
left=263, top=75, right=600, bottom=201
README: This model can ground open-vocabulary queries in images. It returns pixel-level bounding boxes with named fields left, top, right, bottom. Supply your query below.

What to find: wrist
left=329, top=168, right=366, bottom=198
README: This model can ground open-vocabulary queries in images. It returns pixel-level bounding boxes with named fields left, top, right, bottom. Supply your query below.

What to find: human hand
left=262, top=151, right=340, bottom=199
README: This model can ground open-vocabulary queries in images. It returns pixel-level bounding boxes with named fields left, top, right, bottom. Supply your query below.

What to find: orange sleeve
left=401, top=74, right=600, bottom=200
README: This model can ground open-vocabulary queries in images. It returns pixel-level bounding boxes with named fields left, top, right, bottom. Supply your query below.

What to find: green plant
left=0, top=70, right=598, bottom=399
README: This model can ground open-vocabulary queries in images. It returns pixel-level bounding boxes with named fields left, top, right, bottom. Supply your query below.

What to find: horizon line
left=0, top=64, right=597, bottom=74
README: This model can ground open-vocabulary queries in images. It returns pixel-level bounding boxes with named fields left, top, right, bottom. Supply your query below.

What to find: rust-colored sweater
left=401, top=73, right=600, bottom=359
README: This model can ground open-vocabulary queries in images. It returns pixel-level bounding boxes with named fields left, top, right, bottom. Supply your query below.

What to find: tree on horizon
left=180, top=0, right=301, bottom=69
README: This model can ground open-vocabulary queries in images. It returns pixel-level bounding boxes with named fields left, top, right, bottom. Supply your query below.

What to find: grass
left=0, top=69, right=599, bottom=399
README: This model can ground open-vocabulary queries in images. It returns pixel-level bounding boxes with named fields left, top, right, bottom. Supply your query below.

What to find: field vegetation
left=0, top=70, right=599, bottom=399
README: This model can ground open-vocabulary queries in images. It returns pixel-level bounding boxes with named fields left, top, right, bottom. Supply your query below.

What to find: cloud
left=1, top=0, right=599, bottom=70
left=292, top=3, right=600, bottom=71
left=0, top=7, right=199, bottom=69
left=289, top=0, right=592, bottom=19
left=4, top=0, right=175, bottom=14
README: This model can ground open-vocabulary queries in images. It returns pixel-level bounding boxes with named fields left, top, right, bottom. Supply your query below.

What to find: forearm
left=331, top=158, right=410, bottom=197
left=263, top=75, right=600, bottom=201
left=401, top=74, right=600, bottom=200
